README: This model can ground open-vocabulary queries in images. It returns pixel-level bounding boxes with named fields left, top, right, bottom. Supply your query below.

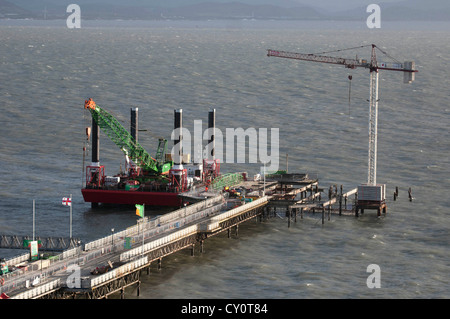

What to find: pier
left=0, top=174, right=384, bottom=299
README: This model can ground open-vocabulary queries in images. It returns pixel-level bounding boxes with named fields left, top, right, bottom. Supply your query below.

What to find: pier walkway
left=0, top=174, right=371, bottom=299
left=0, top=184, right=270, bottom=299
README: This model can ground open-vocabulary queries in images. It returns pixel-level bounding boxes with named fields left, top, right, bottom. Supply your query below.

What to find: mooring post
left=321, top=208, right=325, bottom=224
left=339, top=185, right=343, bottom=216
left=394, top=186, right=398, bottom=201
left=300, top=207, right=303, bottom=219
left=408, top=187, right=412, bottom=201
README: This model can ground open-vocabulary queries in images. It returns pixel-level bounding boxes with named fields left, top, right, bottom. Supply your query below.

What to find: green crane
left=84, top=98, right=172, bottom=174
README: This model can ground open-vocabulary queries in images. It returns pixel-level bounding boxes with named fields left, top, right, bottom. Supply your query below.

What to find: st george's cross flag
left=62, top=197, right=72, bottom=206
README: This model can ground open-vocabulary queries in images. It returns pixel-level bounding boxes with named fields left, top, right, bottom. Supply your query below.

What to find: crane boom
left=84, top=98, right=171, bottom=174
left=267, top=44, right=417, bottom=186
left=267, top=49, right=364, bottom=69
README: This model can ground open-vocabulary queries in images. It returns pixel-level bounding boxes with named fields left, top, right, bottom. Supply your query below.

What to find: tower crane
left=267, top=44, right=417, bottom=188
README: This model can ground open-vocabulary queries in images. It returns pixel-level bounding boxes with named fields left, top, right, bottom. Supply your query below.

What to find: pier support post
left=191, top=244, right=195, bottom=256
left=287, top=208, right=291, bottom=228
left=158, top=258, right=162, bottom=270
left=200, top=240, right=204, bottom=253
left=137, top=280, right=140, bottom=297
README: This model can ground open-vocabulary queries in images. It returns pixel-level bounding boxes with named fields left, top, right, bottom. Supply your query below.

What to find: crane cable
left=310, top=44, right=372, bottom=56
left=348, top=74, right=353, bottom=116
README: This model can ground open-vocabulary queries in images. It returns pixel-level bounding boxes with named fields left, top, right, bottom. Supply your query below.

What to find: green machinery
left=84, top=98, right=172, bottom=175
left=210, top=172, right=244, bottom=190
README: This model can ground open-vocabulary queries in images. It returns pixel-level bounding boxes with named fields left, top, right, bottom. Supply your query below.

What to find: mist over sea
left=0, top=19, right=448, bottom=298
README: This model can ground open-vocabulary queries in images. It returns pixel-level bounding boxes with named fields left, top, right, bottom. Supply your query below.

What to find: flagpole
left=33, top=199, right=35, bottom=241
left=70, top=194, right=72, bottom=239
left=142, top=204, right=145, bottom=256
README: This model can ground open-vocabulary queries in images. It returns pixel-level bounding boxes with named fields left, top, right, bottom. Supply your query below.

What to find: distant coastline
left=1, top=0, right=449, bottom=22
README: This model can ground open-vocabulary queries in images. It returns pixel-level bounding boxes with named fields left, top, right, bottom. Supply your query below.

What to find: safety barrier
left=209, top=196, right=268, bottom=223
left=3, top=252, right=30, bottom=267
left=119, top=225, right=199, bottom=261
left=90, top=256, right=148, bottom=288
left=83, top=195, right=224, bottom=252
left=10, top=279, right=61, bottom=299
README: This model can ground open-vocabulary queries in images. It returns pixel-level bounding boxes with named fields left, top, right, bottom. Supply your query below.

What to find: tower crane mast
left=267, top=44, right=417, bottom=186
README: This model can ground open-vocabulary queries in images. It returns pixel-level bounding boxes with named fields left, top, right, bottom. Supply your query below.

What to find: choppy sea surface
left=0, top=19, right=449, bottom=299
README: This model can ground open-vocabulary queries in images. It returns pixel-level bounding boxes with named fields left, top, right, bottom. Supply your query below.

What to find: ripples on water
left=0, top=19, right=448, bottom=298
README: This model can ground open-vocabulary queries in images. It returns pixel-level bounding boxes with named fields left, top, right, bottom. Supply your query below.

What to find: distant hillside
left=0, top=0, right=324, bottom=20
left=0, top=0, right=35, bottom=18
left=2, top=0, right=450, bottom=21
left=164, top=2, right=324, bottom=20
left=329, top=0, right=450, bottom=21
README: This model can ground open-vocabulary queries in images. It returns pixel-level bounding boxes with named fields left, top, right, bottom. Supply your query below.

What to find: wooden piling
left=287, top=208, right=291, bottom=228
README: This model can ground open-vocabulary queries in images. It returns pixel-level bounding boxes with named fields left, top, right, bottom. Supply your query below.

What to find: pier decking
left=0, top=174, right=384, bottom=299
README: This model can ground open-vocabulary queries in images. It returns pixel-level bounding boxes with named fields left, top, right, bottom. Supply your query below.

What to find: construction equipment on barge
left=82, top=99, right=224, bottom=207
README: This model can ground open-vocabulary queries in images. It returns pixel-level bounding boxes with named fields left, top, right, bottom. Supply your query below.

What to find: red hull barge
left=81, top=188, right=182, bottom=207
left=81, top=102, right=220, bottom=208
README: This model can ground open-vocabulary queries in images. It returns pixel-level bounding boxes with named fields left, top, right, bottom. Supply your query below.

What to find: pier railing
left=119, top=225, right=200, bottom=261
left=89, top=256, right=148, bottom=288
left=9, top=279, right=61, bottom=299
left=83, top=195, right=224, bottom=252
